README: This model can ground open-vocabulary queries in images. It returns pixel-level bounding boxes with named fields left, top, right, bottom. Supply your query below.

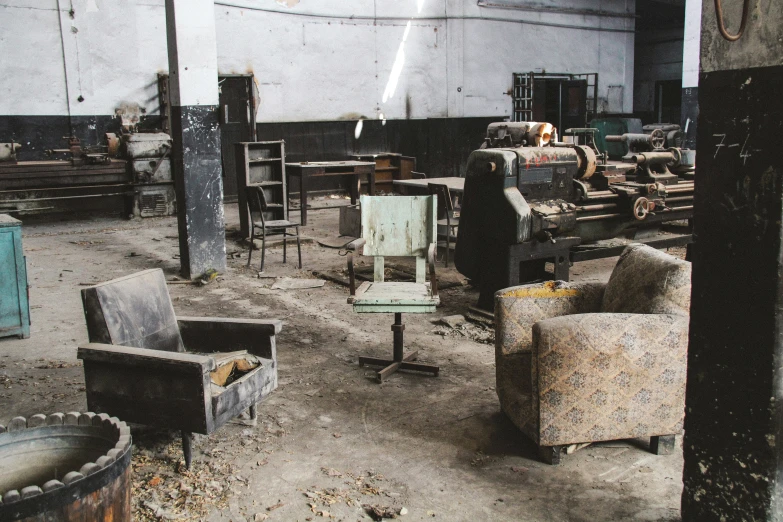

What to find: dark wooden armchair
left=77, top=269, right=281, bottom=468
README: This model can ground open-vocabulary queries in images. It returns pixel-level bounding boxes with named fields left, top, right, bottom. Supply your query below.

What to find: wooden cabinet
left=0, top=214, right=30, bottom=339
left=352, top=153, right=416, bottom=194
left=234, top=141, right=287, bottom=239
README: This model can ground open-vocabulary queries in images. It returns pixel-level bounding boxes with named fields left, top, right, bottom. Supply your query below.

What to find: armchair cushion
left=601, top=244, right=691, bottom=315
left=495, top=281, right=606, bottom=356
left=533, top=313, right=688, bottom=446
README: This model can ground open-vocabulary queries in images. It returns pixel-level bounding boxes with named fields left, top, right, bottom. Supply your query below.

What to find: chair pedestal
left=359, top=312, right=439, bottom=383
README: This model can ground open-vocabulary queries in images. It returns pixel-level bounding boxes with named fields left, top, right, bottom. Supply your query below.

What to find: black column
left=164, top=0, right=227, bottom=279
left=682, top=4, right=783, bottom=519
left=169, top=105, right=226, bottom=278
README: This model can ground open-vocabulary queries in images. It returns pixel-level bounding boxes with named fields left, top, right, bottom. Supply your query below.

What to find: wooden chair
left=245, top=185, right=302, bottom=272
left=77, top=269, right=281, bottom=468
left=427, top=183, right=460, bottom=267
left=347, top=195, right=440, bottom=383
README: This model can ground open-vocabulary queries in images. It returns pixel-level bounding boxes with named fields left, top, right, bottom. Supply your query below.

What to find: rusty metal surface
left=0, top=413, right=132, bottom=521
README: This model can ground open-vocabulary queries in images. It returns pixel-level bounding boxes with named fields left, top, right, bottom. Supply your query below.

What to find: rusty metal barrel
left=0, top=412, right=132, bottom=521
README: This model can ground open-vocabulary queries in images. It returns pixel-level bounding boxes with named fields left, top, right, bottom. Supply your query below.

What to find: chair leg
left=445, top=228, right=450, bottom=267
left=283, top=233, right=287, bottom=263
left=181, top=431, right=193, bottom=469
left=650, top=435, right=676, bottom=455
left=359, top=312, right=439, bottom=383
left=296, top=226, right=302, bottom=268
left=538, top=445, right=562, bottom=465
left=260, top=228, right=266, bottom=272
left=247, top=225, right=254, bottom=267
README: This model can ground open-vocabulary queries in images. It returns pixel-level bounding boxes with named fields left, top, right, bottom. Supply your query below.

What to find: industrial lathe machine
left=455, top=121, right=694, bottom=309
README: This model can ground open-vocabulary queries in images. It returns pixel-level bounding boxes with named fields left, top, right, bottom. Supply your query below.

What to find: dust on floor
left=0, top=200, right=683, bottom=521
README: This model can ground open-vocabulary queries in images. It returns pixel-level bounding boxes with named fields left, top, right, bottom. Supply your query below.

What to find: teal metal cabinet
left=0, top=214, right=30, bottom=339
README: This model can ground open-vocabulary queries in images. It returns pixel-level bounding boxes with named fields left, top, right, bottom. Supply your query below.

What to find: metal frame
left=512, top=72, right=599, bottom=127
left=246, top=185, right=302, bottom=272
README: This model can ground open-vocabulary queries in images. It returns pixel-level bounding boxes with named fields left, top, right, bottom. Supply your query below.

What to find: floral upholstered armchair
left=494, top=244, right=691, bottom=464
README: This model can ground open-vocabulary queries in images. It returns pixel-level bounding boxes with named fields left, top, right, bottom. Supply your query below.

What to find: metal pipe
left=577, top=203, right=618, bottom=211
left=632, top=152, right=676, bottom=165
left=665, top=196, right=694, bottom=202
left=214, top=2, right=637, bottom=33
left=585, top=192, right=619, bottom=199
left=476, top=1, right=638, bottom=20
left=576, top=213, right=622, bottom=222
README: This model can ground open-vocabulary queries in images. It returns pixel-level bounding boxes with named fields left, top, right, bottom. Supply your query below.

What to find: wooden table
left=392, top=177, right=465, bottom=195
left=286, top=161, right=376, bottom=225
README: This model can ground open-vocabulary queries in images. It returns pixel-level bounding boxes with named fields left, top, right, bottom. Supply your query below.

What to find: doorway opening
left=513, top=72, right=597, bottom=131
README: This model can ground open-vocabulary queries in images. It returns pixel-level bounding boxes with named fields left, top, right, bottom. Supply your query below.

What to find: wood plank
left=392, top=177, right=465, bottom=193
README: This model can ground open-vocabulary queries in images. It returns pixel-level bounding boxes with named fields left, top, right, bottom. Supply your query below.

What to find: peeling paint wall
left=0, top=0, right=636, bottom=122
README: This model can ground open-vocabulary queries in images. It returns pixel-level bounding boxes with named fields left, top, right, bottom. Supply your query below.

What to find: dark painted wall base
left=0, top=115, right=162, bottom=161
left=1, top=114, right=503, bottom=198
left=680, top=86, right=698, bottom=150
left=682, top=65, right=783, bottom=521
left=256, top=116, right=505, bottom=192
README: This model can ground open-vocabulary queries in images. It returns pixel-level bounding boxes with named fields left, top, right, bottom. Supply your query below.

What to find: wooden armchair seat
left=350, top=281, right=439, bottom=312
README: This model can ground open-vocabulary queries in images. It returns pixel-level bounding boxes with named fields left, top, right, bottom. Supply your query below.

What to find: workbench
left=392, top=177, right=465, bottom=195
left=0, top=159, right=132, bottom=215
left=286, top=161, right=376, bottom=225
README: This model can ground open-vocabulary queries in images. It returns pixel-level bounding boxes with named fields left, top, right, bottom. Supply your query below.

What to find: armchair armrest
left=495, top=281, right=606, bottom=356
left=77, top=343, right=216, bottom=374
left=532, top=313, right=689, bottom=446
left=177, top=317, right=282, bottom=360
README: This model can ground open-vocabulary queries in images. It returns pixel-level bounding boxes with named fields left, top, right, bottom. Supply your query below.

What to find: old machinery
left=0, top=132, right=176, bottom=217
left=455, top=122, right=694, bottom=309
left=121, top=132, right=176, bottom=217
left=46, top=136, right=111, bottom=166
left=0, top=143, right=21, bottom=164
left=481, top=122, right=556, bottom=149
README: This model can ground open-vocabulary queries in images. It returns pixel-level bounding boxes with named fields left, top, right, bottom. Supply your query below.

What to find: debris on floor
left=317, top=236, right=357, bottom=249
left=271, top=277, right=326, bottom=290
left=436, top=314, right=467, bottom=329
left=433, top=318, right=494, bottom=344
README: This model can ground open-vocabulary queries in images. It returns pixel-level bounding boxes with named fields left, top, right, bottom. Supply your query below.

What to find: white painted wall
left=682, top=0, right=702, bottom=88
left=0, top=0, right=636, bottom=121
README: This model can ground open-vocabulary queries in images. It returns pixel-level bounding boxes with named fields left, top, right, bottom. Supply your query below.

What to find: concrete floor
left=0, top=200, right=685, bottom=521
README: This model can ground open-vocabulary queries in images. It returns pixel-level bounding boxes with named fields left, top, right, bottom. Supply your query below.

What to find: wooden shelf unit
left=235, top=141, right=287, bottom=239
left=352, top=153, right=416, bottom=193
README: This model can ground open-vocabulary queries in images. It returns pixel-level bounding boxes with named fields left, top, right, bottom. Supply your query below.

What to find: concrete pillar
left=682, top=2, right=783, bottom=520
left=680, top=0, right=702, bottom=149
left=164, top=0, right=227, bottom=279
